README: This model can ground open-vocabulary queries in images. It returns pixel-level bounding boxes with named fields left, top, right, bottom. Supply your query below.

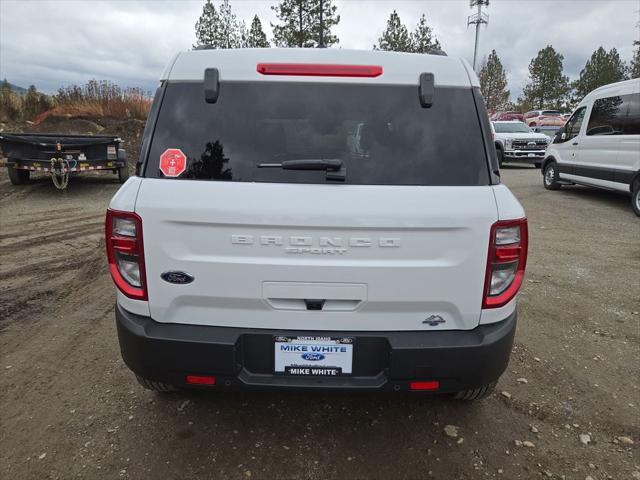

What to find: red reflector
left=111, top=236, right=137, bottom=254
left=186, top=375, right=216, bottom=386
left=257, top=63, right=383, bottom=78
left=494, top=246, right=521, bottom=262
left=409, top=380, right=440, bottom=391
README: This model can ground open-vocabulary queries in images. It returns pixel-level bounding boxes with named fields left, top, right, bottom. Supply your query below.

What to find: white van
left=541, top=78, right=640, bottom=216
left=107, top=48, right=527, bottom=399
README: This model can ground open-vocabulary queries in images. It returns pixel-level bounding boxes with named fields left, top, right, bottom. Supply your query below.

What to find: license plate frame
left=274, top=336, right=354, bottom=376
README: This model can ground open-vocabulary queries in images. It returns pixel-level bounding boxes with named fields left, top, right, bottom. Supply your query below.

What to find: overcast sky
left=1, top=0, right=639, bottom=99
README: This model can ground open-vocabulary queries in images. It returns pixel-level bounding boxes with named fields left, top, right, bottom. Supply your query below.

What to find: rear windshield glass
left=493, top=122, right=531, bottom=133
left=145, top=82, right=490, bottom=186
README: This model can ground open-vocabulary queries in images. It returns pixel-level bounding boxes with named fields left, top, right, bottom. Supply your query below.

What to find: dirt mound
left=29, top=116, right=105, bottom=135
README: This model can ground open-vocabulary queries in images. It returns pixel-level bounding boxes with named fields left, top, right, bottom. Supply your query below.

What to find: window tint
left=145, top=82, right=490, bottom=186
left=586, top=93, right=640, bottom=136
left=493, top=122, right=531, bottom=133
left=565, top=107, right=586, bottom=139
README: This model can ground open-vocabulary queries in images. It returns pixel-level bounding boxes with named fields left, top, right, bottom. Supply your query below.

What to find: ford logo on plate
left=160, top=271, right=194, bottom=285
left=301, top=352, right=325, bottom=361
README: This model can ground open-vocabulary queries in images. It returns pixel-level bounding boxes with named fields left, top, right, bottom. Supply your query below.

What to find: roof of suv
left=161, top=48, right=479, bottom=88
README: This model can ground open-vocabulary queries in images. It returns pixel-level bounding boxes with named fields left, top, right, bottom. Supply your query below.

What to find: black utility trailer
left=0, top=133, right=128, bottom=189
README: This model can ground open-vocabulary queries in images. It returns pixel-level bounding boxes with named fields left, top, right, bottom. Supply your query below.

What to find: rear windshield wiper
left=258, top=158, right=343, bottom=171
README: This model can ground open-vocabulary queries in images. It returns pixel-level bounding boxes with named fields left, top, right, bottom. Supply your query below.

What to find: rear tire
left=7, top=166, right=29, bottom=185
left=452, top=381, right=496, bottom=401
left=543, top=161, right=561, bottom=190
left=135, top=374, right=179, bottom=392
left=118, top=165, right=129, bottom=183
left=632, top=178, right=640, bottom=217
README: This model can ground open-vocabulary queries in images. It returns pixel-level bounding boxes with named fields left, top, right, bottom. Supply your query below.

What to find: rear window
left=145, top=82, right=490, bottom=186
left=493, top=122, right=531, bottom=133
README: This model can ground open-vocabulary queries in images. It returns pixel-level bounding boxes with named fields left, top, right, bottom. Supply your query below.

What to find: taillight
left=483, top=219, right=528, bottom=309
left=105, top=209, right=147, bottom=300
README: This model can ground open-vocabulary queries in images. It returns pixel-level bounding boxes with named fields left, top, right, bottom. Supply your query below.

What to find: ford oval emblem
left=160, top=271, right=194, bottom=285
left=301, top=352, right=325, bottom=361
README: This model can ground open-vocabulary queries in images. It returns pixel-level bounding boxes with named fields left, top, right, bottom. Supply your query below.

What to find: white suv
left=542, top=78, right=640, bottom=216
left=106, top=48, right=528, bottom=399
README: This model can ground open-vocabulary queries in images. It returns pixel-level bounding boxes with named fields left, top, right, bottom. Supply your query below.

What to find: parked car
left=107, top=48, right=528, bottom=399
left=492, top=121, right=550, bottom=167
left=491, top=111, right=526, bottom=122
left=542, top=78, right=640, bottom=216
left=524, top=109, right=565, bottom=127
left=531, top=125, right=562, bottom=139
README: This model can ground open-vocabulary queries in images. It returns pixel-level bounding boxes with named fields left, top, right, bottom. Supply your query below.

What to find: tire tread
left=453, top=381, right=496, bottom=401
left=135, top=374, right=179, bottom=392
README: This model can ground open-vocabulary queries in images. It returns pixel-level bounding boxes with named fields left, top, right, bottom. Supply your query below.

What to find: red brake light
left=483, top=219, right=528, bottom=309
left=105, top=209, right=147, bottom=300
left=256, top=63, right=383, bottom=78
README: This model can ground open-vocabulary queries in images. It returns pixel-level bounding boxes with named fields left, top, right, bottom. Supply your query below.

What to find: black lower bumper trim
left=116, top=304, right=517, bottom=392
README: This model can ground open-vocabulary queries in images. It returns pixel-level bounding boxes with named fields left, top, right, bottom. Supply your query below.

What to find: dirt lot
left=0, top=165, right=638, bottom=480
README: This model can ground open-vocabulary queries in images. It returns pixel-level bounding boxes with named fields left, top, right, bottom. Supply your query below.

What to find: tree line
left=194, top=1, right=441, bottom=52
left=195, top=0, right=640, bottom=113
left=480, top=44, right=639, bottom=113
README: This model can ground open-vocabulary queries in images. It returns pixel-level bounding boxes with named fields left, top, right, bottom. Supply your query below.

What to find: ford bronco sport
left=107, top=48, right=527, bottom=400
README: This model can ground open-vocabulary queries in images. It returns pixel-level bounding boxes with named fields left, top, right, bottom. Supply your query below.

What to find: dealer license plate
left=274, top=336, right=354, bottom=376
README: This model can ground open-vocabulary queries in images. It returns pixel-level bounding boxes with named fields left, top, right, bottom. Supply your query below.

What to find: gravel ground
left=0, top=165, right=638, bottom=480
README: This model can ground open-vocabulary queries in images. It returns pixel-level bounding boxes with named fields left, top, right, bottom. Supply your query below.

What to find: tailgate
left=136, top=179, right=497, bottom=331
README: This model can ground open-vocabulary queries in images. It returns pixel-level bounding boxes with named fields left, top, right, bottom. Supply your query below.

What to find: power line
left=468, top=0, right=490, bottom=71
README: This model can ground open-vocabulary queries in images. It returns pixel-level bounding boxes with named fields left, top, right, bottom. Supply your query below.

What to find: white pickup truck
left=106, top=48, right=528, bottom=400
left=492, top=120, right=550, bottom=168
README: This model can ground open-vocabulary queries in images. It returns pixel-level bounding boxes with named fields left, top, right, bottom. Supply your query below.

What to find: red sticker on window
left=159, top=148, right=187, bottom=177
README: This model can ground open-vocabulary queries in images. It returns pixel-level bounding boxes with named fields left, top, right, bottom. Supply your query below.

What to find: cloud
left=1, top=0, right=638, bottom=99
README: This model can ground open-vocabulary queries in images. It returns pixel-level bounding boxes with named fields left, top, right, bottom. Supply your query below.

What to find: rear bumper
left=115, top=303, right=516, bottom=393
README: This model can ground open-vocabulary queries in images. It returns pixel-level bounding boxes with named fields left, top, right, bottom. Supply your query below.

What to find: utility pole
left=319, top=0, right=325, bottom=48
left=468, top=0, right=489, bottom=71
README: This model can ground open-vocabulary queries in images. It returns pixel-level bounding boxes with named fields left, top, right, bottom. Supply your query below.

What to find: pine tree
left=271, top=0, right=340, bottom=48
left=630, top=41, right=640, bottom=79
left=572, top=47, right=628, bottom=100
left=479, top=50, right=510, bottom=112
left=410, top=14, right=441, bottom=54
left=193, top=0, right=244, bottom=49
left=520, top=45, right=570, bottom=110
left=375, top=10, right=412, bottom=52
left=244, top=15, right=270, bottom=48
